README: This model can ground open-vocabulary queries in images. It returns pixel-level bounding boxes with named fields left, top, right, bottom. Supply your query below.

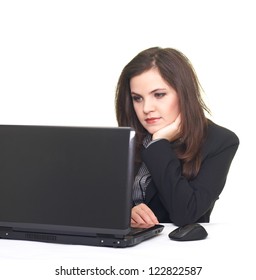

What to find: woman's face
left=130, top=68, right=180, bottom=135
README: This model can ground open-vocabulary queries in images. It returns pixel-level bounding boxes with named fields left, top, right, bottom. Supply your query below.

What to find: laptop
left=0, top=124, right=164, bottom=247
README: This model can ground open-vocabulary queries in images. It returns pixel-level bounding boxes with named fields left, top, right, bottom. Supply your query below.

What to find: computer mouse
left=168, top=223, right=208, bottom=241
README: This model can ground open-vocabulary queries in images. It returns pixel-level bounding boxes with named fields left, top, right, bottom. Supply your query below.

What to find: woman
left=115, top=47, right=239, bottom=227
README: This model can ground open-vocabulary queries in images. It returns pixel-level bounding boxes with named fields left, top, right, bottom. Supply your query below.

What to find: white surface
left=0, top=223, right=254, bottom=279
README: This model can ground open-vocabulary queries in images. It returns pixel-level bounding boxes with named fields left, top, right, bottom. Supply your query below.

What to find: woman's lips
left=145, top=117, right=161, bottom=124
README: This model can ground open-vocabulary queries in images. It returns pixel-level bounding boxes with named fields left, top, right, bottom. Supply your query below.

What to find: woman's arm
left=142, top=132, right=239, bottom=226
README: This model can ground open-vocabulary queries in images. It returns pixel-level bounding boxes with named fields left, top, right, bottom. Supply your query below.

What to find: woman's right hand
left=152, top=113, right=181, bottom=142
left=131, top=203, right=159, bottom=227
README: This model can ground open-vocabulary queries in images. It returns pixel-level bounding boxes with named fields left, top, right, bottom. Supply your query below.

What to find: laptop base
left=0, top=224, right=164, bottom=248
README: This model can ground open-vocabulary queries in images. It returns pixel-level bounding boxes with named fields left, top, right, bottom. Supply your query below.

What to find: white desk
left=0, top=223, right=254, bottom=279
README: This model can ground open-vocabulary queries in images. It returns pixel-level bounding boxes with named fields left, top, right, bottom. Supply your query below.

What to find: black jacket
left=140, top=121, right=239, bottom=226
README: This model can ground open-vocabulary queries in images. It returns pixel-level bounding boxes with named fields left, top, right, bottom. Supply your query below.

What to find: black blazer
left=140, top=121, right=239, bottom=226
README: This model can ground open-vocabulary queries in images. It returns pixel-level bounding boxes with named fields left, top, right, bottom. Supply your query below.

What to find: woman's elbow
left=169, top=210, right=198, bottom=227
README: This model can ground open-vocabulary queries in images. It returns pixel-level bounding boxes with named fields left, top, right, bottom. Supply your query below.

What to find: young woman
left=115, top=47, right=239, bottom=227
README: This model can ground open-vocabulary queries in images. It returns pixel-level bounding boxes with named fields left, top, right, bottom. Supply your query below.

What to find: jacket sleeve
left=142, top=134, right=239, bottom=226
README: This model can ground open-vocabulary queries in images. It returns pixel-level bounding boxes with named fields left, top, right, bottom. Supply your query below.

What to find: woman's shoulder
left=203, top=119, right=240, bottom=154
left=207, top=120, right=239, bottom=142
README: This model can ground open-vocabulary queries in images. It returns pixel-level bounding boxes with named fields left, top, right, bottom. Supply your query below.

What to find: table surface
left=0, top=222, right=254, bottom=279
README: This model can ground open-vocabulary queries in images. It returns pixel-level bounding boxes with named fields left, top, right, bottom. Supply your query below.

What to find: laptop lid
left=0, top=125, right=135, bottom=237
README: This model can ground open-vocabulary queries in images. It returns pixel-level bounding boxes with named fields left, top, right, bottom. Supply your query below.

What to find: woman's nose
left=143, top=99, right=155, bottom=114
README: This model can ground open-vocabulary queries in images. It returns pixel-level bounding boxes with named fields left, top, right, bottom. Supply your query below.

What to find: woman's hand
left=131, top=203, right=159, bottom=228
left=152, top=113, right=181, bottom=142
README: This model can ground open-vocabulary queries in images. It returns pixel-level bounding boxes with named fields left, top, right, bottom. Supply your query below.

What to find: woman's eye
left=131, top=95, right=143, bottom=102
left=154, top=92, right=166, bottom=98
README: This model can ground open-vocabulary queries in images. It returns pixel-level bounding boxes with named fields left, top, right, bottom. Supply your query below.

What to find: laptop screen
left=0, top=125, right=135, bottom=235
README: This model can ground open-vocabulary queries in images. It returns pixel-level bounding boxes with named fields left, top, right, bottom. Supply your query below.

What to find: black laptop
left=0, top=124, right=163, bottom=247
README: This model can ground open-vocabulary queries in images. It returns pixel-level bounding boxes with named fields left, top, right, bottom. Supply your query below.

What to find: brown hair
left=115, top=47, right=210, bottom=179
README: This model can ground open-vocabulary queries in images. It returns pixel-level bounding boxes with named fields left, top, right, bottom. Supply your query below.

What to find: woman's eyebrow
left=131, top=88, right=167, bottom=96
left=131, top=88, right=167, bottom=94
left=150, top=88, right=167, bottom=93
left=130, top=91, right=141, bottom=96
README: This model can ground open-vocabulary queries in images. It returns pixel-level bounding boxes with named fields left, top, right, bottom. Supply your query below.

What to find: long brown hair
left=115, top=47, right=210, bottom=179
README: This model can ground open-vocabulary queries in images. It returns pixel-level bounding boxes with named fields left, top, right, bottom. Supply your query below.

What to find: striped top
left=132, top=134, right=152, bottom=205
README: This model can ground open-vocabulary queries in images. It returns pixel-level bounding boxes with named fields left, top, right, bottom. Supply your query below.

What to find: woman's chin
left=144, top=125, right=164, bottom=135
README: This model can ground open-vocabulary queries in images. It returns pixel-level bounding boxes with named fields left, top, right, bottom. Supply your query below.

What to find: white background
left=0, top=0, right=255, bottom=279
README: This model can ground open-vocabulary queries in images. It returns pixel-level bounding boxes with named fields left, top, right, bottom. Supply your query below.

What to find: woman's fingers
left=131, top=203, right=159, bottom=226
